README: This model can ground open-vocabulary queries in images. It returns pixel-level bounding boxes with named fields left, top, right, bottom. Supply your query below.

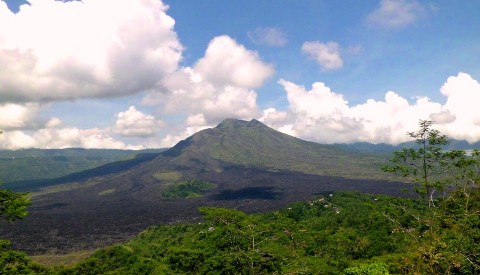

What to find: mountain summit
left=165, top=118, right=299, bottom=161
left=158, top=118, right=381, bottom=178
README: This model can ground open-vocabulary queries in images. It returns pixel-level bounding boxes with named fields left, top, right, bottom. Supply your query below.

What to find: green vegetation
left=383, top=120, right=460, bottom=205
left=21, top=187, right=479, bottom=274
left=0, top=148, right=165, bottom=183
left=152, top=170, right=182, bottom=182
left=381, top=120, right=480, bottom=273
left=0, top=184, right=29, bottom=223
left=0, top=180, right=44, bottom=273
left=0, top=241, right=48, bottom=274
left=161, top=180, right=215, bottom=199
left=344, top=262, right=390, bottom=275
left=22, top=192, right=415, bottom=274
left=4, top=188, right=480, bottom=273
left=1, top=120, right=479, bottom=274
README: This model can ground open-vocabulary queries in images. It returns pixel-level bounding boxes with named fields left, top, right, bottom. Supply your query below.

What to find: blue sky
left=0, top=0, right=479, bottom=149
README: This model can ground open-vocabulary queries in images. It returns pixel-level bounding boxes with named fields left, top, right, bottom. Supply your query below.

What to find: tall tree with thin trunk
left=382, top=120, right=452, bottom=207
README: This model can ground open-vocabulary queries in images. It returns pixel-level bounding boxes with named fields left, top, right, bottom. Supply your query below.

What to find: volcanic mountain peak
left=181, top=118, right=294, bottom=148
left=160, top=118, right=356, bottom=174
left=165, top=119, right=276, bottom=155
left=216, top=118, right=265, bottom=129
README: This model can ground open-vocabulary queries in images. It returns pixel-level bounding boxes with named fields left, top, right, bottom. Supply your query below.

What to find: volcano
left=2, top=119, right=409, bottom=253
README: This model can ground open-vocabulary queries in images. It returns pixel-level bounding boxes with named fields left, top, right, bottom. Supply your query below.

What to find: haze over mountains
left=0, top=119, right=418, bottom=253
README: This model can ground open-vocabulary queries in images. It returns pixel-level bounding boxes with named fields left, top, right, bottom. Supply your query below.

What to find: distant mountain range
left=336, top=140, right=480, bottom=154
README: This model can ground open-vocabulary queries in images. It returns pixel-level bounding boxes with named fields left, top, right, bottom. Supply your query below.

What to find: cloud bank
left=0, top=0, right=182, bottom=149
left=0, top=127, right=138, bottom=150
left=0, top=103, right=42, bottom=130
left=262, top=72, right=480, bottom=145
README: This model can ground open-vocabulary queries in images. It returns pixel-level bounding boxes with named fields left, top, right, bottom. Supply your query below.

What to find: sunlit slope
left=161, top=118, right=386, bottom=179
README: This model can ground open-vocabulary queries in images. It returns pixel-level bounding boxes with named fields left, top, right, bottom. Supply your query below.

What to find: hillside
left=0, top=119, right=410, bottom=254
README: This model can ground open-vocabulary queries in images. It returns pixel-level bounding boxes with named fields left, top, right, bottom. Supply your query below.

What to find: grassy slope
left=30, top=249, right=97, bottom=268
left=160, top=180, right=216, bottom=198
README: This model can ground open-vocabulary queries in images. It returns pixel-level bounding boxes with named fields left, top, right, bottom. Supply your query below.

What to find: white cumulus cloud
left=141, top=35, right=275, bottom=147
left=144, top=35, right=273, bottom=135
left=438, top=73, right=480, bottom=142
left=0, top=0, right=182, bottom=103
left=114, top=106, right=164, bottom=137
left=194, top=35, right=274, bottom=89
left=301, top=41, right=343, bottom=71
left=0, top=103, right=42, bottom=129
left=145, top=67, right=261, bottom=124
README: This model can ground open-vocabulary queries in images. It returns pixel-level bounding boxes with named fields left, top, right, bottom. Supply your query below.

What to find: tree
left=344, top=262, right=390, bottom=275
left=383, top=120, right=460, bottom=206
left=0, top=130, right=30, bottom=223
left=0, top=130, right=36, bottom=274
left=382, top=120, right=480, bottom=273
left=0, top=187, right=30, bottom=223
